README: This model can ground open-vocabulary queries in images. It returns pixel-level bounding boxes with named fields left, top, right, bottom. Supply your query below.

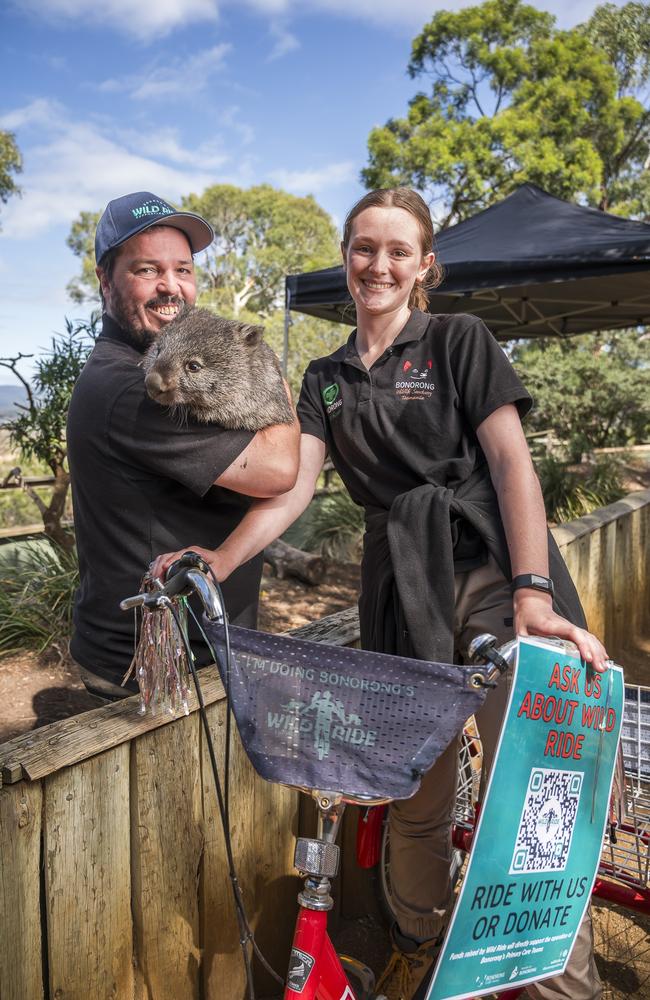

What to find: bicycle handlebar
left=119, top=552, right=224, bottom=622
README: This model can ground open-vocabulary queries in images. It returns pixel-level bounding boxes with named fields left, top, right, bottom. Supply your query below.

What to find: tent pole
left=283, top=281, right=291, bottom=377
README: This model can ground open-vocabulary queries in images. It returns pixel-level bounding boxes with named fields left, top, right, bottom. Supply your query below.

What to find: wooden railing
left=0, top=674, right=299, bottom=1000
left=1, top=489, right=648, bottom=998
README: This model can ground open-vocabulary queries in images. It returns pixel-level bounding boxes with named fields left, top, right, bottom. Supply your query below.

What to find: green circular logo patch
left=322, top=383, right=339, bottom=406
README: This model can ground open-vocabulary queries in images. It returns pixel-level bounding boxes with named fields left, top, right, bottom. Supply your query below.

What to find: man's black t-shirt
left=67, top=315, right=263, bottom=687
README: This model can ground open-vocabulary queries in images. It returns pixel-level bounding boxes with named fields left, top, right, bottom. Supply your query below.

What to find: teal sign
left=426, top=637, right=623, bottom=1000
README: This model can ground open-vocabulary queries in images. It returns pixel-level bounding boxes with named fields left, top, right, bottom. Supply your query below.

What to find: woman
left=153, top=188, right=608, bottom=1000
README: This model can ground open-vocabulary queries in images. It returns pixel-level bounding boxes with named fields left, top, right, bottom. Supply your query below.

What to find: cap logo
left=131, top=198, right=174, bottom=220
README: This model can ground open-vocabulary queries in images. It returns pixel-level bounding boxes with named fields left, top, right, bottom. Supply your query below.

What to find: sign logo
left=396, top=357, right=435, bottom=398
left=322, top=383, right=339, bottom=406
left=287, top=947, right=315, bottom=993
left=403, top=358, right=433, bottom=380
left=268, top=690, right=375, bottom=760
left=132, top=198, right=174, bottom=220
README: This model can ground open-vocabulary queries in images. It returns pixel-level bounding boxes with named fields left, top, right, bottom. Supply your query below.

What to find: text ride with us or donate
left=426, top=637, right=623, bottom=1000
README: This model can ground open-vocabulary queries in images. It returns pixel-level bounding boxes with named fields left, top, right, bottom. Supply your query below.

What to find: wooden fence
left=1, top=489, right=648, bottom=999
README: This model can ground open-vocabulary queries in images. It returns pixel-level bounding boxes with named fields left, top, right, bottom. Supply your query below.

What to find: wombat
left=142, top=307, right=294, bottom=431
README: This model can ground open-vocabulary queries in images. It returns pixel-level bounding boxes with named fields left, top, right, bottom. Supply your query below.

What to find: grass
left=0, top=540, right=78, bottom=655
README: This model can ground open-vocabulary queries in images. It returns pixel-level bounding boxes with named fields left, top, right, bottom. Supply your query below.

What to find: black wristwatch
left=510, top=573, right=555, bottom=598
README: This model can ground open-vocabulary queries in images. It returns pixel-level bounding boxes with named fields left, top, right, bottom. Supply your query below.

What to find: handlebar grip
left=120, top=593, right=147, bottom=611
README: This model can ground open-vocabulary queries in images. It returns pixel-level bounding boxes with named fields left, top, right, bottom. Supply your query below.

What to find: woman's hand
left=513, top=590, right=610, bottom=673
left=150, top=545, right=232, bottom=585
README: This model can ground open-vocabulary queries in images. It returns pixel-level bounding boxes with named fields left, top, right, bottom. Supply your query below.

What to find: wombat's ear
left=236, top=323, right=264, bottom=346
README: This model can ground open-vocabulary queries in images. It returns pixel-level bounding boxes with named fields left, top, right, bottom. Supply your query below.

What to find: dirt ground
left=1, top=560, right=649, bottom=999
left=0, top=561, right=362, bottom=743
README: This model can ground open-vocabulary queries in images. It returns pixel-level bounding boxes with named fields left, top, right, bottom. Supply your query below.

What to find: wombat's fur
left=142, top=307, right=294, bottom=431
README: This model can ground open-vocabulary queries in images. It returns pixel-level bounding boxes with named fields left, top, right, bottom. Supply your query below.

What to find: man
left=67, top=191, right=299, bottom=699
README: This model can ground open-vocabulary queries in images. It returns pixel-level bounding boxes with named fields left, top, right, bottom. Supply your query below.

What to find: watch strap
left=511, top=573, right=555, bottom=598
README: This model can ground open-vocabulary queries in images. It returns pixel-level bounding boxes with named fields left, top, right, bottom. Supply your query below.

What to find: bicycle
left=120, top=555, right=643, bottom=1000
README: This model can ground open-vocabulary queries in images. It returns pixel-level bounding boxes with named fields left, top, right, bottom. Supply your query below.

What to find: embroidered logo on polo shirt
left=322, top=383, right=343, bottom=415
left=396, top=358, right=436, bottom=398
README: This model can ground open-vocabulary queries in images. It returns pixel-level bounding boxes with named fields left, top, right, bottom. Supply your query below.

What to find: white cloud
left=0, top=98, right=64, bottom=131
left=0, top=102, right=226, bottom=240
left=218, top=106, right=255, bottom=146
left=13, top=0, right=616, bottom=42
left=98, top=44, right=230, bottom=101
left=116, top=128, right=230, bottom=171
left=270, top=161, right=356, bottom=194
left=267, top=21, right=300, bottom=61
left=16, top=0, right=220, bottom=41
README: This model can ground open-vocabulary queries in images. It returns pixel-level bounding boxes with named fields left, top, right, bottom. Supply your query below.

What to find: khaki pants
left=388, top=554, right=601, bottom=1000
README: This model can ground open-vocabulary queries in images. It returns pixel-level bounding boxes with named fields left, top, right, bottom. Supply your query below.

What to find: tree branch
left=0, top=355, right=36, bottom=410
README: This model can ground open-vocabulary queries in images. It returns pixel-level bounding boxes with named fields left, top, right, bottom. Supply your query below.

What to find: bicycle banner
left=426, top=636, right=624, bottom=1000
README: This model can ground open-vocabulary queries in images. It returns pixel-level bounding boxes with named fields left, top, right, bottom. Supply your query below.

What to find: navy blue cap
left=95, top=191, right=214, bottom=265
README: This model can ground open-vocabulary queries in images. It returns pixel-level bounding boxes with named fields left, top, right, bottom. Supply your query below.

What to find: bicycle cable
left=165, top=580, right=285, bottom=996
left=186, top=572, right=286, bottom=987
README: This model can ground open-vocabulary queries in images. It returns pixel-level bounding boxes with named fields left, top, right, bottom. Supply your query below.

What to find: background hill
left=0, top=385, right=27, bottom=421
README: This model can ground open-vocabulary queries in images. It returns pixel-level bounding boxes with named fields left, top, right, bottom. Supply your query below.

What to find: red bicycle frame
left=285, top=909, right=356, bottom=1000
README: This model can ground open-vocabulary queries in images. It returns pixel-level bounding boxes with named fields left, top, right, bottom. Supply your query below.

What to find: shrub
left=0, top=540, right=78, bottom=656
left=300, top=488, right=365, bottom=561
left=536, top=455, right=627, bottom=524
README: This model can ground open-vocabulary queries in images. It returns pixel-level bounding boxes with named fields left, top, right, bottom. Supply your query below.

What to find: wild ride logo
left=322, top=382, right=342, bottom=414
left=131, top=198, right=175, bottom=220
left=396, top=358, right=435, bottom=398
left=270, top=690, right=375, bottom=761
left=232, top=648, right=415, bottom=761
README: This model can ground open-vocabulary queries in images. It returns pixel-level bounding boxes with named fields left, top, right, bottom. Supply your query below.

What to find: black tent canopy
left=286, top=184, right=650, bottom=339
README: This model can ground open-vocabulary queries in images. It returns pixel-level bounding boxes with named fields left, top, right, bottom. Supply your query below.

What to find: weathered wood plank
left=288, top=605, right=361, bottom=646
left=200, top=703, right=257, bottom=1000
left=131, top=713, right=203, bottom=1000
left=0, top=613, right=367, bottom=786
left=44, top=744, right=134, bottom=1000
left=0, top=668, right=225, bottom=784
left=251, top=766, right=300, bottom=995
left=0, top=781, right=44, bottom=1000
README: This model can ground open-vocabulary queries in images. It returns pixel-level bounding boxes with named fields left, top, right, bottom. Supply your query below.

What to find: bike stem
left=295, top=791, right=347, bottom=911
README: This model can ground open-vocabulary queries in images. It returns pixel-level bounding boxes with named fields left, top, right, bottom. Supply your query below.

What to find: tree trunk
left=25, top=466, right=75, bottom=553
left=264, top=539, right=325, bottom=585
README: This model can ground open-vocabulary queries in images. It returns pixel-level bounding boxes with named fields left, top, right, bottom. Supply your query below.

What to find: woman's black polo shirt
left=297, top=310, right=532, bottom=516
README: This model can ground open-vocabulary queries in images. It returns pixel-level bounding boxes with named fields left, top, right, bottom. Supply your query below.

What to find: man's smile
left=147, top=298, right=183, bottom=319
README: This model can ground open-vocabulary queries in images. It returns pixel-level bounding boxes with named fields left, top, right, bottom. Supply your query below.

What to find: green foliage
left=299, top=484, right=365, bottom=561
left=536, top=454, right=626, bottom=523
left=0, top=541, right=78, bottom=654
left=0, top=316, right=99, bottom=548
left=514, top=329, right=650, bottom=461
left=362, top=0, right=650, bottom=225
left=0, top=130, right=22, bottom=223
left=260, top=310, right=346, bottom=398
left=4, top=317, right=98, bottom=474
left=66, top=210, right=101, bottom=304
left=181, top=184, right=339, bottom=317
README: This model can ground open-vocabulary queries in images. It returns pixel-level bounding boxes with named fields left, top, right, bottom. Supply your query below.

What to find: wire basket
left=599, top=684, right=650, bottom=890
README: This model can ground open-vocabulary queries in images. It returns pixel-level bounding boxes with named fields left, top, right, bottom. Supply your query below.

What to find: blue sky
left=0, top=0, right=624, bottom=371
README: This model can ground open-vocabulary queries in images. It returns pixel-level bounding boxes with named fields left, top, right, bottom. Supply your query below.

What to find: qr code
left=509, top=767, right=583, bottom=874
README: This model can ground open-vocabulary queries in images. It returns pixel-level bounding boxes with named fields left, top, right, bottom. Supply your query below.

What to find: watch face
left=512, top=574, right=554, bottom=596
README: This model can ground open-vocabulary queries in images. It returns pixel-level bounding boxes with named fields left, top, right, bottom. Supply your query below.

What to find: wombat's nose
left=145, top=370, right=169, bottom=398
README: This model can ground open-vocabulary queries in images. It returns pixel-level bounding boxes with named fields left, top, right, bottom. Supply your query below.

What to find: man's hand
left=513, top=590, right=610, bottom=673
left=150, top=545, right=229, bottom=585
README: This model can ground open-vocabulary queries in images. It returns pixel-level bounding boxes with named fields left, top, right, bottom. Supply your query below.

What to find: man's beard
left=108, top=287, right=189, bottom=350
